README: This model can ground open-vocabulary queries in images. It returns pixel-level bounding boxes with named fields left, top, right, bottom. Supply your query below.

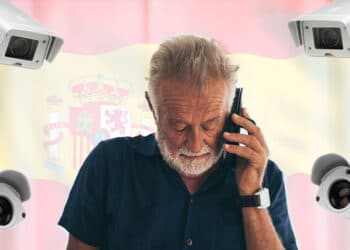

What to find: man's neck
left=180, top=172, right=211, bottom=195
left=180, top=158, right=223, bottom=195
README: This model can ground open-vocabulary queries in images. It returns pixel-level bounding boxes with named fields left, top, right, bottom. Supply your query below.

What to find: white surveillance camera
left=0, top=0, right=63, bottom=69
left=312, top=153, right=350, bottom=218
left=0, top=170, right=31, bottom=229
left=288, top=0, right=350, bottom=57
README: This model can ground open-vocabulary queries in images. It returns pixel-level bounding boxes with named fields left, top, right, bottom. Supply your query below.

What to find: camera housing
left=0, top=1, right=63, bottom=69
left=288, top=0, right=350, bottom=57
left=0, top=170, right=30, bottom=230
left=312, top=154, right=350, bottom=219
left=0, top=183, right=26, bottom=229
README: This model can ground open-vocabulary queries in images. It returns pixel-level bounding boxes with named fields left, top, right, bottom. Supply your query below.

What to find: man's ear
left=145, top=91, right=157, bottom=121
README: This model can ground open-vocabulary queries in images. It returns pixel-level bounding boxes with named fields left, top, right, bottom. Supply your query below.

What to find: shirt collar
left=126, top=133, right=235, bottom=193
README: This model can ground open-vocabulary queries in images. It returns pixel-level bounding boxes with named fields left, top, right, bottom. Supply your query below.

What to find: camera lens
left=0, top=196, right=13, bottom=226
left=5, top=36, right=38, bottom=61
left=10, top=38, right=29, bottom=57
left=329, top=180, right=350, bottom=209
left=313, top=28, right=343, bottom=50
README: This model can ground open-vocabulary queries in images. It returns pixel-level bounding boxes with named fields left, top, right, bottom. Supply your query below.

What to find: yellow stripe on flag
left=0, top=44, right=347, bottom=184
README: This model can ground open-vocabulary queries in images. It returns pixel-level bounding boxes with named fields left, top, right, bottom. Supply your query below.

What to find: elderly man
left=58, top=35, right=298, bottom=250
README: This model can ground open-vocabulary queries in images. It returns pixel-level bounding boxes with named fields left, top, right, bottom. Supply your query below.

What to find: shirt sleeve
left=58, top=141, right=108, bottom=248
left=265, top=160, right=298, bottom=250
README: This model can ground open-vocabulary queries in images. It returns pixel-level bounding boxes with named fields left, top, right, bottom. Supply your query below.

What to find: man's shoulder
left=263, top=159, right=285, bottom=190
left=83, top=134, right=159, bottom=178
left=265, top=159, right=283, bottom=177
left=101, top=133, right=159, bottom=157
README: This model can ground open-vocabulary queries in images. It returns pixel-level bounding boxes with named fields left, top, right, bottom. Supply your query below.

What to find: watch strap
left=238, top=188, right=270, bottom=208
left=239, top=194, right=261, bottom=207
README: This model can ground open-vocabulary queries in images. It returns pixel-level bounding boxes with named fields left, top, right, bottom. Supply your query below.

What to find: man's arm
left=67, top=234, right=99, bottom=250
left=241, top=208, right=285, bottom=250
left=223, top=108, right=295, bottom=249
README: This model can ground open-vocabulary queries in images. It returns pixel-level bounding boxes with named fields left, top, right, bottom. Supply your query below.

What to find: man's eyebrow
left=169, top=116, right=220, bottom=124
left=203, top=116, right=220, bottom=123
left=169, top=118, right=188, bottom=124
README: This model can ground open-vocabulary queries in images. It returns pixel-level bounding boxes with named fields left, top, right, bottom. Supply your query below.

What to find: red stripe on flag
left=0, top=175, right=348, bottom=249
left=10, top=0, right=332, bottom=58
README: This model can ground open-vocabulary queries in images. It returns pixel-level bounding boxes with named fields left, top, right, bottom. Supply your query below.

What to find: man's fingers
left=224, top=144, right=258, bottom=163
left=223, top=132, right=262, bottom=153
left=224, top=144, right=267, bottom=173
left=231, top=108, right=269, bottom=152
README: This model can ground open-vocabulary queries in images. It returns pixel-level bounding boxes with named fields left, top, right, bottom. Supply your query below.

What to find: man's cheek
left=214, top=136, right=225, bottom=153
left=165, top=132, right=185, bottom=150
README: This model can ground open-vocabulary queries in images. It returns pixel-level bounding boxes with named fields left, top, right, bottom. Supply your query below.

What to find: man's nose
left=187, top=128, right=204, bottom=153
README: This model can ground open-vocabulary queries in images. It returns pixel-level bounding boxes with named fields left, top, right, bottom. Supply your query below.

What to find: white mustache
left=177, top=146, right=211, bottom=157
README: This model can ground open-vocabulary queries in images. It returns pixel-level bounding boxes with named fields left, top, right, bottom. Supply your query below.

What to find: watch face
left=258, top=188, right=271, bottom=208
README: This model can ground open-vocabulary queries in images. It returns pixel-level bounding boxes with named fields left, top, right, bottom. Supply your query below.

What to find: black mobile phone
left=223, top=87, right=243, bottom=145
left=222, top=87, right=243, bottom=161
left=223, top=88, right=256, bottom=157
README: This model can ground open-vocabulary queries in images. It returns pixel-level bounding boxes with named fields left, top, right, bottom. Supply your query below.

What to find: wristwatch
left=238, top=188, right=270, bottom=208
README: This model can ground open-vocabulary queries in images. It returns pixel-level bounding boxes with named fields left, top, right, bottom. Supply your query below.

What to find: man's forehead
left=162, top=100, right=226, bottom=122
left=159, top=80, right=227, bottom=101
left=162, top=100, right=225, bottom=112
left=155, top=79, right=230, bottom=116
left=159, top=80, right=227, bottom=94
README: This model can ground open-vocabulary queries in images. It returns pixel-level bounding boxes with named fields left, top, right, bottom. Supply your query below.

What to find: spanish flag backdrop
left=1, top=0, right=350, bottom=249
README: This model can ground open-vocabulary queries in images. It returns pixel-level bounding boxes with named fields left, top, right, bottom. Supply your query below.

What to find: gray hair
left=148, top=34, right=238, bottom=117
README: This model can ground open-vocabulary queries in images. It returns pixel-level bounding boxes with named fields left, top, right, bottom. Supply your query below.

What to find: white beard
left=155, top=126, right=225, bottom=178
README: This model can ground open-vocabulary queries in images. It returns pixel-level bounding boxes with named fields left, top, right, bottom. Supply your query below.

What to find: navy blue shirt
left=58, top=133, right=298, bottom=250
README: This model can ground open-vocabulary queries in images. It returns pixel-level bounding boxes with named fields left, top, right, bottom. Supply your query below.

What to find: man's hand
left=223, top=107, right=269, bottom=195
